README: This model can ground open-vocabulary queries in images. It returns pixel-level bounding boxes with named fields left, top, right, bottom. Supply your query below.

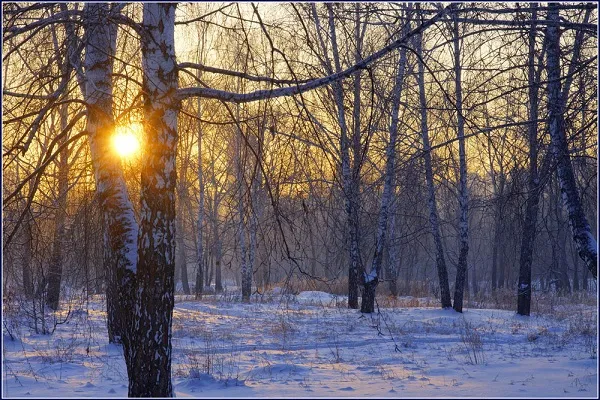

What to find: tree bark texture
left=128, top=4, right=178, bottom=397
left=82, top=3, right=138, bottom=344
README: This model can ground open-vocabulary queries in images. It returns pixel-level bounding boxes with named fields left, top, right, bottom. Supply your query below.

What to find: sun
left=113, top=123, right=142, bottom=158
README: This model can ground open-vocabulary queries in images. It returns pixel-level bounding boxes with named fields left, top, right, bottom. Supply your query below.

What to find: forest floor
left=2, top=289, right=598, bottom=398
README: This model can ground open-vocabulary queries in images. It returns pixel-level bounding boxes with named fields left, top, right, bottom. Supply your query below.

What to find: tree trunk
left=128, top=4, right=178, bottom=397
left=195, top=78, right=205, bottom=300
left=546, top=3, right=597, bottom=280
left=313, top=4, right=361, bottom=309
left=452, top=6, right=469, bottom=313
left=46, top=104, right=70, bottom=311
left=361, top=6, right=410, bottom=314
left=82, top=3, right=138, bottom=345
left=415, top=9, right=452, bottom=309
left=517, top=3, right=540, bottom=316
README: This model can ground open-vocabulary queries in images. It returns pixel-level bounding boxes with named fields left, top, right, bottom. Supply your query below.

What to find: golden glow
left=113, top=123, right=142, bottom=158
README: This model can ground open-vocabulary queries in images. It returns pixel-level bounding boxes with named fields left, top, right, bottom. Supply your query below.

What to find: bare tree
left=545, top=3, right=597, bottom=281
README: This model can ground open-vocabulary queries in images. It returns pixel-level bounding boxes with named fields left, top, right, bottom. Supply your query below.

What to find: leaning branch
left=177, top=4, right=453, bottom=103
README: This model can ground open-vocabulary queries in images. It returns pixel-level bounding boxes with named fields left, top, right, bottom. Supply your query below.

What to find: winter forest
left=1, top=2, right=598, bottom=398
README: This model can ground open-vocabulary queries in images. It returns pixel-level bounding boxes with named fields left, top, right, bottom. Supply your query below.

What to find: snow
left=2, top=292, right=597, bottom=398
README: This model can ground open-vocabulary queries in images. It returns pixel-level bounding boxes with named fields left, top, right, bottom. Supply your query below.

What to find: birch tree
left=450, top=4, right=470, bottom=313
left=415, top=5, right=453, bottom=309
left=361, top=7, right=410, bottom=314
left=545, top=3, right=597, bottom=281
left=81, top=3, right=138, bottom=344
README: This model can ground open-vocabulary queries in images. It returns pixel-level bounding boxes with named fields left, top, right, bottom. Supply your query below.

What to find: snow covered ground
left=2, top=290, right=598, bottom=398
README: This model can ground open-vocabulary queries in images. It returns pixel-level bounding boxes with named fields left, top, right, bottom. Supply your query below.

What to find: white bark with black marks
left=82, top=3, right=138, bottom=344
left=129, top=4, right=178, bottom=397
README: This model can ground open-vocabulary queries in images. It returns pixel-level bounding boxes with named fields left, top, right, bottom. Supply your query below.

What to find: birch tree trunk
left=415, top=10, right=452, bottom=309
left=361, top=8, right=410, bottom=314
left=82, top=3, right=138, bottom=344
left=451, top=6, right=470, bottom=313
left=546, top=3, right=597, bottom=280
left=129, top=4, right=178, bottom=396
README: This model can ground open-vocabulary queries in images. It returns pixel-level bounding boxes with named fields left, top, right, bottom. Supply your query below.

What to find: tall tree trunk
left=46, top=104, right=69, bottom=310
left=546, top=3, right=597, bottom=280
left=195, top=71, right=205, bottom=300
left=361, top=7, right=409, bottom=314
left=82, top=3, right=138, bottom=345
left=452, top=6, right=469, bottom=313
left=129, top=4, right=178, bottom=397
left=236, top=105, right=251, bottom=302
left=247, top=126, right=264, bottom=300
left=415, top=10, right=452, bottom=308
left=517, top=3, right=540, bottom=316
left=322, top=4, right=361, bottom=309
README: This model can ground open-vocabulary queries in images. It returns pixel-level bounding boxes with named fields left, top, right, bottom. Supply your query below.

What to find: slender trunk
left=452, top=6, right=469, bottom=313
left=195, top=83, right=205, bottom=300
left=517, top=3, right=540, bottom=316
left=46, top=104, right=69, bottom=310
left=322, top=4, right=361, bottom=309
left=546, top=3, right=597, bottom=280
left=129, top=4, right=178, bottom=397
left=415, top=11, right=452, bottom=308
left=361, top=7, right=409, bottom=314
left=247, top=129, right=264, bottom=300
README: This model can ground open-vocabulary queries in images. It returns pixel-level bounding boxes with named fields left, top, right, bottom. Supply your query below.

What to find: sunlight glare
left=113, top=123, right=142, bottom=158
